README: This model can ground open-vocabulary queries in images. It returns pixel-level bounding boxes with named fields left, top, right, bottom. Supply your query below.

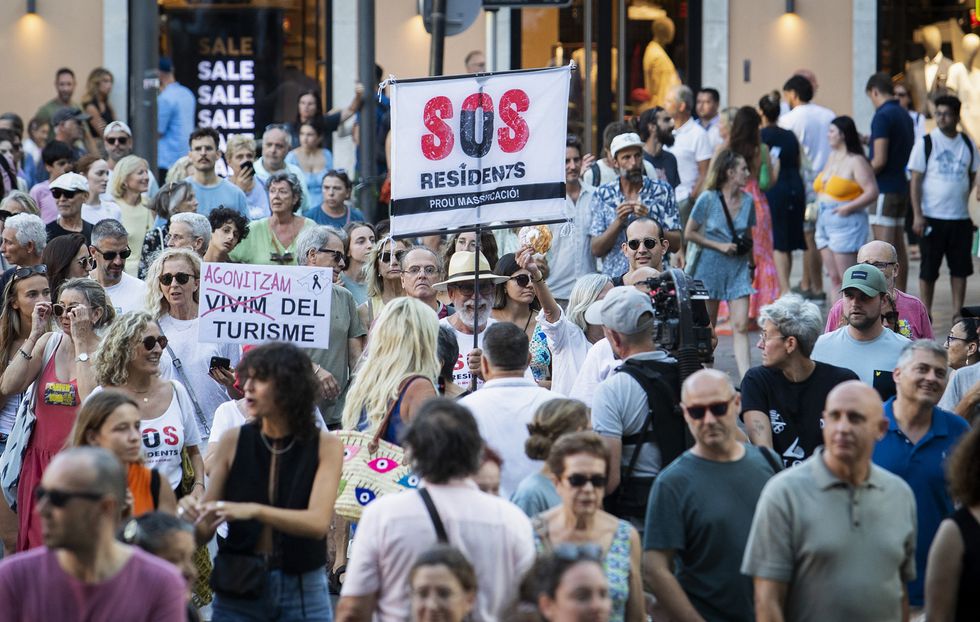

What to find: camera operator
left=612, top=217, right=671, bottom=286
left=586, top=286, right=688, bottom=533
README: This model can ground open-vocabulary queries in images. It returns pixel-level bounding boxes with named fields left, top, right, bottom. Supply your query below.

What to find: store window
left=159, top=0, right=328, bottom=145
left=518, top=1, right=694, bottom=149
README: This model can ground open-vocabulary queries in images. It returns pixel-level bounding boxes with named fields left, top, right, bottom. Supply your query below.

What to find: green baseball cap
left=840, top=264, right=888, bottom=297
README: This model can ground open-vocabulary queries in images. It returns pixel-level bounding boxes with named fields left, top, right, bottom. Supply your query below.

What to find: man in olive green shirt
left=35, top=68, right=79, bottom=126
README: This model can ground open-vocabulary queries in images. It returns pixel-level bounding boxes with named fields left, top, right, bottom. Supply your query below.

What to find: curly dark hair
left=207, top=206, right=250, bottom=242
left=401, top=398, right=482, bottom=483
left=237, top=342, right=318, bottom=441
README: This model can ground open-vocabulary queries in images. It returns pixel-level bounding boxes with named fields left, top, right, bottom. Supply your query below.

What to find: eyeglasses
left=0, top=209, right=11, bottom=221
left=52, top=303, right=81, bottom=316
left=76, top=255, right=95, bottom=271
left=627, top=237, right=663, bottom=251
left=453, top=282, right=496, bottom=297
left=159, top=272, right=193, bottom=286
left=685, top=399, right=733, bottom=420
left=510, top=274, right=532, bottom=288
left=163, top=233, right=192, bottom=245
left=945, top=334, right=975, bottom=347
left=270, top=252, right=294, bottom=265
left=863, top=260, right=896, bottom=271
left=35, top=486, right=103, bottom=507
left=316, top=248, right=346, bottom=264
left=12, top=265, right=47, bottom=280
left=405, top=265, right=438, bottom=276
left=552, top=543, right=603, bottom=562
left=51, top=189, right=82, bottom=200
left=757, top=333, right=788, bottom=345
left=104, top=136, right=129, bottom=145
left=141, top=335, right=169, bottom=351
left=92, top=247, right=132, bottom=262
left=380, top=250, right=407, bottom=264
left=565, top=473, right=607, bottom=489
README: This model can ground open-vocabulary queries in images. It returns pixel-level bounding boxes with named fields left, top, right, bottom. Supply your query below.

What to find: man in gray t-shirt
left=644, top=370, right=780, bottom=622
left=742, top=381, right=916, bottom=622
left=811, top=264, right=909, bottom=398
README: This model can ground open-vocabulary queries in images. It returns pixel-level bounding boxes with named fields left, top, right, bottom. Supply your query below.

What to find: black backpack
left=923, top=132, right=975, bottom=171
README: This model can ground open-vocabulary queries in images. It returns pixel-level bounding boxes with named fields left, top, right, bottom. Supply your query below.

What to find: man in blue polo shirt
left=872, top=339, right=970, bottom=613
left=866, top=72, right=915, bottom=291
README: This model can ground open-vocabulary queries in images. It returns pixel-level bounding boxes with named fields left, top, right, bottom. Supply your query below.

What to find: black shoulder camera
left=639, top=268, right=714, bottom=377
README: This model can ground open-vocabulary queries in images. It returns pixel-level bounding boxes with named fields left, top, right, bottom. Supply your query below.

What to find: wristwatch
left=76, top=352, right=90, bottom=363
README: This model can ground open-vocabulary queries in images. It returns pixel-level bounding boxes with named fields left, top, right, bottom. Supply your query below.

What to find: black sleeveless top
left=952, top=506, right=980, bottom=621
left=220, top=422, right=324, bottom=574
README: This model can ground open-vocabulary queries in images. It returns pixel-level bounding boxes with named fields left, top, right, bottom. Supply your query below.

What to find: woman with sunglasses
left=138, top=181, right=199, bottom=279
left=68, top=389, right=178, bottom=516
left=531, top=432, right=643, bottom=622
left=108, top=155, right=153, bottom=276
left=492, top=251, right=551, bottom=386
left=75, top=155, right=120, bottom=225
left=526, top=544, right=612, bottom=622
left=47, top=172, right=95, bottom=244
left=92, top=311, right=204, bottom=502
left=41, top=233, right=94, bottom=297
left=358, top=235, right=411, bottom=329
left=230, top=171, right=316, bottom=266
left=146, top=248, right=239, bottom=443
left=0, top=276, right=113, bottom=550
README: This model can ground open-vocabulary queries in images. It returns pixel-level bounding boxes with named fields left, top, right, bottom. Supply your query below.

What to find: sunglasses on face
left=565, top=473, right=607, bottom=488
left=12, top=265, right=47, bottom=280
left=141, top=335, right=168, bottom=351
left=51, top=189, right=82, bottom=200
left=317, top=248, right=346, bottom=264
left=510, top=274, right=533, bottom=288
left=454, top=282, right=495, bottom=297
left=76, top=255, right=95, bottom=271
left=627, top=237, right=663, bottom=251
left=92, top=247, right=132, bottom=262
left=270, top=252, right=294, bottom=265
left=685, top=400, right=732, bottom=419
left=159, top=272, right=193, bottom=286
left=104, top=136, right=129, bottom=145
left=52, top=303, right=81, bottom=316
left=35, top=486, right=103, bottom=507
left=380, top=250, right=407, bottom=264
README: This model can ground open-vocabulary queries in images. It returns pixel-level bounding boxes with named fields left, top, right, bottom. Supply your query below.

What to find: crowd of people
left=0, top=58, right=973, bottom=622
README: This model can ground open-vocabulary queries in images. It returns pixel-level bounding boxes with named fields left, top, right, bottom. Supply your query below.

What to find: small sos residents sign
left=197, top=262, right=333, bottom=347
left=389, top=65, right=571, bottom=237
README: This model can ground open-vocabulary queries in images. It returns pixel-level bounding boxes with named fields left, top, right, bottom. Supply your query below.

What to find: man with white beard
left=434, top=250, right=511, bottom=390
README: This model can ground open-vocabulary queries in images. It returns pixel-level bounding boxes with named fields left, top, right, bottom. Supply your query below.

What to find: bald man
left=743, top=381, right=917, bottom=622
left=824, top=240, right=932, bottom=340
left=644, top=370, right=780, bottom=622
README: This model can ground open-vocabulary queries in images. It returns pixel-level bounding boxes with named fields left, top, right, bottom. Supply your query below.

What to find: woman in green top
left=229, top=171, right=315, bottom=266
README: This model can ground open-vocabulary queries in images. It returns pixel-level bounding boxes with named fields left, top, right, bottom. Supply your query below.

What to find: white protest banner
left=389, top=65, right=571, bottom=236
left=198, top=262, right=333, bottom=347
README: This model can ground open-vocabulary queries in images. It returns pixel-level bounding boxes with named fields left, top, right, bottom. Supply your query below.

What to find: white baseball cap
left=49, top=172, right=89, bottom=193
left=610, top=132, right=644, bottom=158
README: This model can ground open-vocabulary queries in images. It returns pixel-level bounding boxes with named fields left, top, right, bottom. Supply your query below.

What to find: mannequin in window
left=905, top=25, right=952, bottom=117
left=948, top=33, right=980, bottom=141
left=642, top=17, right=681, bottom=110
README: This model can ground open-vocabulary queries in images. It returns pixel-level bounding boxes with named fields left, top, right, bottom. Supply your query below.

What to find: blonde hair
left=94, top=311, right=155, bottom=386
left=566, top=274, right=612, bottom=333
left=109, top=155, right=149, bottom=200
left=342, top=297, right=440, bottom=431
left=165, top=157, right=192, bottom=185
left=364, top=236, right=407, bottom=300
left=225, top=134, right=256, bottom=161
left=144, top=248, right=202, bottom=318
left=0, top=191, right=40, bottom=216
left=83, top=67, right=114, bottom=107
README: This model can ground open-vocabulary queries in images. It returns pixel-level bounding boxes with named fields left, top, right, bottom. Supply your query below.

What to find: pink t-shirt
left=824, top=289, right=933, bottom=340
left=0, top=546, right=186, bottom=621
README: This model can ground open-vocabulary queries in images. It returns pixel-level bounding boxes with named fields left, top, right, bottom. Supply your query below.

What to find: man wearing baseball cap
left=103, top=121, right=160, bottom=200
left=811, top=264, right=910, bottom=399
left=587, top=286, right=686, bottom=530
left=51, top=107, right=90, bottom=160
left=589, top=132, right=680, bottom=279
left=47, top=172, right=94, bottom=243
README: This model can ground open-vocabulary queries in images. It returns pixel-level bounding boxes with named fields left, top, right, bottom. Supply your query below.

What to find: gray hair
left=170, top=212, right=211, bottom=252
left=0, top=191, right=39, bottom=216
left=267, top=171, right=304, bottom=212
left=91, top=218, right=129, bottom=246
left=759, top=294, right=823, bottom=357
left=567, top=274, right=613, bottom=333
left=672, top=84, right=694, bottom=112
left=5, top=213, right=46, bottom=255
left=58, top=278, right=116, bottom=328
left=896, top=339, right=948, bottom=369
left=262, top=125, right=292, bottom=149
left=399, top=245, right=444, bottom=273
left=296, top=225, right=346, bottom=266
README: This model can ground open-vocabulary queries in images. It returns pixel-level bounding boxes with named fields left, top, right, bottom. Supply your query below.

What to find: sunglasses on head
left=317, top=248, right=346, bottom=264
left=510, top=274, right=533, bottom=288
left=92, top=247, right=132, bottom=262
left=35, top=486, right=103, bottom=507
left=270, top=252, right=294, bottom=265
left=104, top=136, right=129, bottom=145
left=141, top=335, right=168, bottom=351
left=159, top=272, right=193, bottom=286
left=685, top=400, right=732, bottom=419
left=565, top=473, right=607, bottom=488
left=627, top=237, right=662, bottom=251
left=51, top=189, right=82, bottom=200
left=12, top=265, right=47, bottom=280
left=380, top=250, right=407, bottom=264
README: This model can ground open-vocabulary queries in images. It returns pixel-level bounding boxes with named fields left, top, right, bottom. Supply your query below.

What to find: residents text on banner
left=197, top=262, right=333, bottom=347
left=389, top=65, right=571, bottom=236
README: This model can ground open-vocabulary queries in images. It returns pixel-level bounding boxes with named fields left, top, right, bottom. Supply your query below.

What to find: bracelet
left=17, top=348, right=32, bottom=360
left=192, top=482, right=205, bottom=490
